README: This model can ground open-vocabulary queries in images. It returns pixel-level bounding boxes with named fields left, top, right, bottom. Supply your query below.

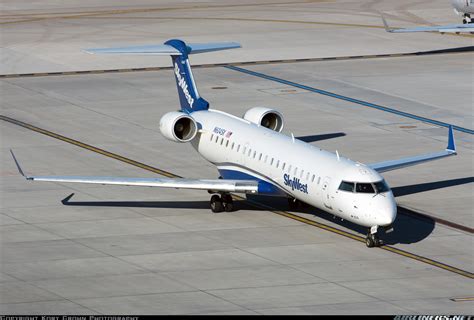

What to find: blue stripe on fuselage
left=218, top=169, right=286, bottom=196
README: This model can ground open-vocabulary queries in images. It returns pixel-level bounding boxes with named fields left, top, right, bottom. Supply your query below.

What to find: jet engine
left=243, top=107, right=284, bottom=132
left=159, top=111, right=198, bottom=142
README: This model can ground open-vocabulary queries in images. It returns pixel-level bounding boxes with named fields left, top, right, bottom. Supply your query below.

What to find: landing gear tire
left=365, top=233, right=380, bottom=248
left=463, top=14, right=471, bottom=24
left=210, top=195, right=224, bottom=213
left=366, top=235, right=375, bottom=248
left=221, top=194, right=234, bottom=212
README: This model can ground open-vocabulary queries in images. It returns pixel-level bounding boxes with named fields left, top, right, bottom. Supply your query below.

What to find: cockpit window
left=355, top=183, right=375, bottom=194
left=338, top=181, right=354, bottom=192
left=374, top=180, right=390, bottom=193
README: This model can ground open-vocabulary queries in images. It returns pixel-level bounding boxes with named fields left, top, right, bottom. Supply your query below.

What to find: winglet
left=381, top=14, right=394, bottom=32
left=10, top=149, right=31, bottom=179
left=62, top=193, right=75, bottom=204
left=446, top=125, right=456, bottom=153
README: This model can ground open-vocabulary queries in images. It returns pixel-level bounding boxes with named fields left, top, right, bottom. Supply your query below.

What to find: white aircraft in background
left=453, top=0, right=474, bottom=23
left=382, top=0, right=474, bottom=34
left=11, top=39, right=457, bottom=247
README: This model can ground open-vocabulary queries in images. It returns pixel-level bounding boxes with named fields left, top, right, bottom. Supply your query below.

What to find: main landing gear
left=210, top=193, right=234, bottom=213
left=366, top=225, right=382, bottom=248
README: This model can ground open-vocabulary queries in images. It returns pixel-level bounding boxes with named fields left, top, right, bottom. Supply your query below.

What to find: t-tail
left=85, top=39, right=241, bottom=113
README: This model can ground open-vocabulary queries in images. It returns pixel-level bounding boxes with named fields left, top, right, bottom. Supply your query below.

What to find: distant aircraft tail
left=85, top=39, right=241, bottom=113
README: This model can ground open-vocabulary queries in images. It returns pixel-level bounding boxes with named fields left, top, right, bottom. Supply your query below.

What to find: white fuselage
left=190, top=109, right=397, bottom=228
left=451, top=0, right=474, bottom=14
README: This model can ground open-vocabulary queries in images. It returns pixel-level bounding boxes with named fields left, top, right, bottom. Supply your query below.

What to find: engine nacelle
left=243, top=107, right=284, bottom=132
left=159, top=111, right=198, bottom=143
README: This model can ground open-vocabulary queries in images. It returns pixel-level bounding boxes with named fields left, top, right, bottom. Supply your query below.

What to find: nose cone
left=377, top=194, right=397, bottom=226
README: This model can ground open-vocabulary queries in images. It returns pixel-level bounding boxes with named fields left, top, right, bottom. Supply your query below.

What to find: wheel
left=372, top=234, right=380, bottom=247
left=366, top=236, right=375, bottom=248
left=222, top=194, right=234, bottom=212
left=463, top=14, right=472, bottom=24
left=224, top=201, right=234, bottom=212
left=374, top=234, right=382, bottom=247
left=210, top=195, right=224, bottom=213
left=366, top=233, right=380, bottom=248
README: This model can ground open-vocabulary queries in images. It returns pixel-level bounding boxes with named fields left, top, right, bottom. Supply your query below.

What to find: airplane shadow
left=391, top=177, right=473, bottom=197
left=61, top=176, right=472, bottom=245
left=246, top=194, right=434, bottom=245
left=296, top=132, right=346, bottom=143
left=61, top=193, right=257, bottom=210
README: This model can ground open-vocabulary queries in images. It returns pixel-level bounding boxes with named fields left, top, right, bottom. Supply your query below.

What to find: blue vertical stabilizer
left=165, top=39, right=209, bottom=113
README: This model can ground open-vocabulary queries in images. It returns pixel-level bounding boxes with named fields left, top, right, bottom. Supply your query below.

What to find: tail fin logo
left=174, top=62, right=194, bottom=108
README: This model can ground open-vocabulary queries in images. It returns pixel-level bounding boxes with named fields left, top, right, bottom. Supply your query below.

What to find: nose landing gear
left=210, top=193, right=234, bottom=213
left=463, top=14, right=472, bottom=24
left=366, top=225, right=382, bottom=248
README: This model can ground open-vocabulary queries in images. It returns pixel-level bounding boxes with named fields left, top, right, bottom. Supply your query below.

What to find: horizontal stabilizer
left=85, top=41, right=241, bottom=55
left=381, top=15, right=474, bottom=34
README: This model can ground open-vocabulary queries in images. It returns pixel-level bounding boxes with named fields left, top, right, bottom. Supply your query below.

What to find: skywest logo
left=174, top=63, right=194, bottom=108
left=284, top=174, right=308, bottom=194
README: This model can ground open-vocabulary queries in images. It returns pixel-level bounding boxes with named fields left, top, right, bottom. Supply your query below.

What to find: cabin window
left=282, top=162, right=286, bottom=171
left=215, top=135, right=219, bottom=143
left=300, top=170, right=304, bottom=178
left=288, top=164, right=292, bottom=173
left=317, top=177, right=321, bottom=184
left=338, top=181, right=354, bottom=192
left=253, top=151, right=256, bottom=158
left=259, top=153, right=262, bottom=161
left=276, top=160, right=280, bottom=168
left=270, top=158, right=274, bottom=165
left=248, top=148, right=252, bottom=156
left=231, top=142, right=235, bottom=150
left=226, top=140, right=229, bottom=147
left=306, top=172, right=310, bottom=180
left=220, top=138, right=224, bottom=145
left=243, top=146, right=247, bottom=154
left=210, top=134, right=214, bottom=141
left=294, top=167, right=298, bottom=176
left=311, top=174, right=315, bottom=182
left=264, top=155, right=268, bottom=163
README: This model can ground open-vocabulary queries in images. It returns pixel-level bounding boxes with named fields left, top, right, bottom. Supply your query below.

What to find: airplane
left=10, top=39, right=457, bottom=248
left=382, top=0, right=474, bottom=34
left=452, top=0, right=474, bottom=24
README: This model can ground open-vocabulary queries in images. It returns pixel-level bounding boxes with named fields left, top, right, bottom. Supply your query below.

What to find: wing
left=368, top=126, right=457, bottom=173
left=10, top=151, right=258, bottom=194
left=382, top=15, right=474, bottom=34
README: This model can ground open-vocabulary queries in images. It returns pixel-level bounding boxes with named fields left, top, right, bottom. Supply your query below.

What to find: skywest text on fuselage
left=283, top=173, right=308, bottom=194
